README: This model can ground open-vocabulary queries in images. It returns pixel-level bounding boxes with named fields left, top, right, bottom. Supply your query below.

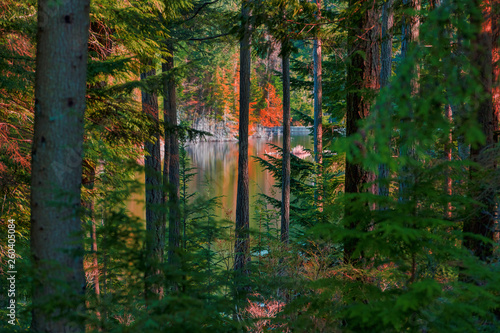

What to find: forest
left=1, top=0, right=500, bottom=331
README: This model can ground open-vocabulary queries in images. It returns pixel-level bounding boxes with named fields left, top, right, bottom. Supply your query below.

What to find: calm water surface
left=129, top=133, right=312, bottom=224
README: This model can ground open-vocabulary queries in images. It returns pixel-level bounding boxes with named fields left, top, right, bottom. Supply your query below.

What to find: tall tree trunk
left=281, top=42, right=291, bottom=244
left=399, top=0, right=420, bottom=202
left=464, top=0, right=498, bottom=261
left=164, top=42, right=181, bottom=271
left=493, top=0, right=500, bottom=244
left=378, top=0, right=393, bottom=199
left=234, top=0, right=251, bottom=278
left=313, top=0, right=323, bottom=212
left=344, top=0, right=379, bottom=263
left=31, top=1, right=90, bottom=331
left=141, top=62, right=163, bottom=300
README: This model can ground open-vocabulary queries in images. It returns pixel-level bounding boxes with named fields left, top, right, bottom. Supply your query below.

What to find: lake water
left=128, top=133, right=313, bottom=224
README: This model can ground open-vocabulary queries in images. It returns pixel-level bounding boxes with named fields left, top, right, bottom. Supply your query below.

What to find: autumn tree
left=260, top=82, right=282, bottom=127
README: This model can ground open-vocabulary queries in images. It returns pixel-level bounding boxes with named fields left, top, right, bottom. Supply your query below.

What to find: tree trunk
left=164, top=42, right=181, bottom=271
left=378, top=0, right=393, bottom=199
left=30, top=0, right=90, bottom=331
left=445, top=104, right=453, bottom=219
left=344, top=0, right=379, bottom=263
left=492, top=0, right=500, bottom=245
left=398, top=0, right=420, bottom=203
left=141, top=62, right=163, bottom=300
left=281, top=43, right=291, bottom=244
left=464, top=0, right=498, bottom=261
left=234, top=0, right=251, bottom=277
left=313, top=0, right=323, bottom=211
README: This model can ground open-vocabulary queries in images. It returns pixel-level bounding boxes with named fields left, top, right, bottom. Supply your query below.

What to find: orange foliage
left=260, top=83, right=282, bottom=127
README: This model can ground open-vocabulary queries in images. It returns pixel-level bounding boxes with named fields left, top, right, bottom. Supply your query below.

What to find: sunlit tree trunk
left=31, top=0, right=90, bottom=331
left=464, top=0, right=499, bottom=261
left=234, top=0, right=251, bottom=277
left=141, top=61, right=163, bottom=300
left=281, top=43, right=291, bottom=244
left=344, top=0, right=379, bottom=263
left=313, top=0, right=323, bottom=212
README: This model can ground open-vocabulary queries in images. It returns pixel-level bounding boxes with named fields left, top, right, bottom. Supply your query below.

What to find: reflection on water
left=128, top=133, right=313, bottom=224
left=186, top=134, right=312, bottom=223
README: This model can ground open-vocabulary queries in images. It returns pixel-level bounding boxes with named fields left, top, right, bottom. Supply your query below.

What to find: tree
left=30, top=0, right=90, bottom=330
left=344, top=0, right=380, bottom=263
left=164, top=41, right=181, bottom=272
left=378, top=0, right=393, bottom=199
left=398, top=0, right=421, bottom=202
left=141, top=60, right=163, bottom=300
left=261, top=82, right=282, bottom=127
left=463, top=0, right=499, bottom=261
left=313, top=0, right=323, bottom=211
left=281, top=40, right=291, bottom=244
left=234, top=0, right=251, bottom=280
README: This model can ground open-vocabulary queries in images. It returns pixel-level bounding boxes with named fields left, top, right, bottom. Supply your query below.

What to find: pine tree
left=141, top=59, right=163, bottom=300
left=281, top=40, right=291, bottom=244
left=234, top=0, right=251, bottom=285
left=30, top=0, right=90, bottom=330
left=344, top=0, right=380, bottom=263
left=463, top=0, right=499, bottom=262
left=313, top=0, right=323, bottom=211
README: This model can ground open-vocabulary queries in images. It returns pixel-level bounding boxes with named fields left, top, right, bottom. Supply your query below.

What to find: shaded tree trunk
left=399, top=0, right=421, bottom=202
left=281, top=42, right=291, bottom=244
left=344, top=0, right=379, bottom=263
left=141, top=61, right=163, bottom=300
left=30, top=0, right=90, bottom=331
left=378, top=0, right=393, bottom=199
left=164, top=42, right=181, bottom=271
left=234, top=0, right=251, bottom=277
left=313, top=0, right=323, bottom=211
left=492, top=0, right=500, bottom=245
left=464, top=0, right=499, bottom=261
left=445, top=104, right=453, bottom=219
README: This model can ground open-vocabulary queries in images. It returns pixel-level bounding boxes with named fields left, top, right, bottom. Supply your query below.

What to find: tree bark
left=445, top=104, right=453, bottom=219
left=464, top=0, right=499, bottom=261
left=141, top=61, right=163, bottom=300
left=344, top=0, right=379, bottom=263
left=31, top=0, right=90, bottom=331
left=281, top=43, right=291, bottom=244
left=493, top=0, right=500, bottom=244
left=313, top=0, right=323, bottom=211
left=164, top=42, right=181, bottom=271
left=398, top=0, right=421, bottom=202
left=378, top=0, right=393, bottom=199
left=234, top=0, right=251, bottom=276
